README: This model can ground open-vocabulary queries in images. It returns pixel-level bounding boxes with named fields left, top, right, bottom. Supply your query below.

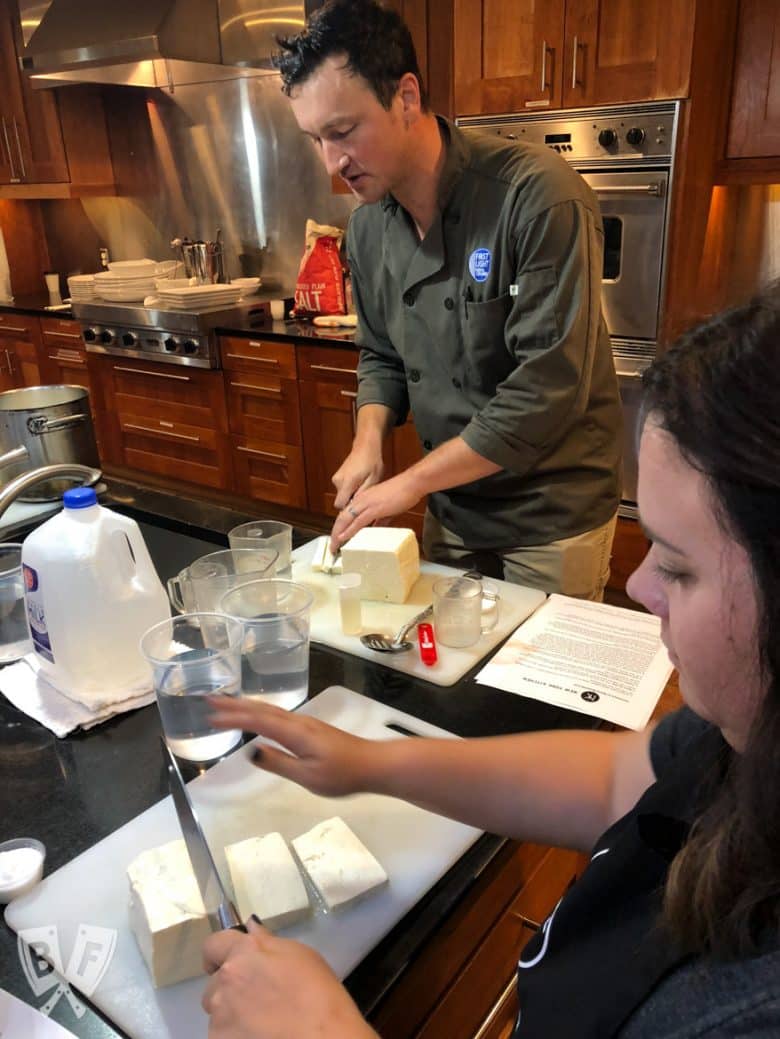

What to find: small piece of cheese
left=340, top=527, right=419, bottom=603
left=225, top=832, right=311, bottom=930
left=292, top=816, right=388, bottom=911
left=309, top=536, right=342, bottom=574
left=127, top=839, right=210, bottom=988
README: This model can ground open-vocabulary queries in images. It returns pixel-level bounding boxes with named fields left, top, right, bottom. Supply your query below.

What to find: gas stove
left=73, top=298, right=265, bottom=368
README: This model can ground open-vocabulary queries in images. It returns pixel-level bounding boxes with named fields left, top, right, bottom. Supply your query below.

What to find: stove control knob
left=598, top=128, right=617, bottom=148
left=163, top=337, right=178, bottom=352
left=99, top=329, right=114, bottom=345
left=181, top=340, right=198, bottom=355
left=82, top=328, right=97, bottom=344
left=626, top=127, right=645, bottom=147
left=121, top=332, right=137, bottom=347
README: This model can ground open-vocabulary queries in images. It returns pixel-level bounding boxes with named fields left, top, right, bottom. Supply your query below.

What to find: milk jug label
left=23, top=563, right=54, bottom=663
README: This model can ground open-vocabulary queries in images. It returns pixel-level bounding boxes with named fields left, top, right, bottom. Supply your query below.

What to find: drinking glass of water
left=0, top=543, right=32, bottom=664
left=140, top=613, right=244, bottom=763
left=219, top=579, right=314, bottom=711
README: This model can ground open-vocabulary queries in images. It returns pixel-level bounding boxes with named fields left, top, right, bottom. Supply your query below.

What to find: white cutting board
left=6, top=687, right=482, bottom=1039
left=292, top=537, right=546, bottom=686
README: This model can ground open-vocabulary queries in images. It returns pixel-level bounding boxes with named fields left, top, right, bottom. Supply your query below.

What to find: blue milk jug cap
left=63, top=487, right=98, bottom=509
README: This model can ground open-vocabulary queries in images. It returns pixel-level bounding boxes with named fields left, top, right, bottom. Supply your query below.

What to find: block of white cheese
left=225, top=832, right=311, bottom=930
left=292, top=816, right=388, bottom=911
left=340, top=527, right=419, bottom=603
left=309, top=536, right=343, bottom=574
left=127, top=839, right=210, bottom=988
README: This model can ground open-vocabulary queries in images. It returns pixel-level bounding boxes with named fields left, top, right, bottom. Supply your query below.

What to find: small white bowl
left=232, top=277, right=262, bottom=296
left=107, top=259, right=158, bottom=278
left=0, top=837, right=46, bottom=903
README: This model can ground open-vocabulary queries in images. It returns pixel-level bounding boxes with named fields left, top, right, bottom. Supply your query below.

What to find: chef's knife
left=161, top=738, right=247, bottom=932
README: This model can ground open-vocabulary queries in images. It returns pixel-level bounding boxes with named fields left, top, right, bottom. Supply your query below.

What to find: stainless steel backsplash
left=41, top=74, right=356, bottom=295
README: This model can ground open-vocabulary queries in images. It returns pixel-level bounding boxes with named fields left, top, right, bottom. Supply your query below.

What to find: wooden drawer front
left=220, top=336, right=297, bottom=379
left=40, top=318, right=84, bottom=348
left=118, top=412, right=232, bottom=490
left=41, top=346, right=92, bottom=394
left=106, top=361, right=228, bottom=431
left=0, top=312, right=37, bottom=340
left=297, top=344, right=359, bottom=383
left=225, top=371, right=302, bottom=445
left=232, top=436, right=307, bottom=508
left=299, top=379, right=357, bottom=517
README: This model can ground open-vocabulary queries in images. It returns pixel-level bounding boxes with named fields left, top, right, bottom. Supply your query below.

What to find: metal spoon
left=359, top=570, right=483, bottom=653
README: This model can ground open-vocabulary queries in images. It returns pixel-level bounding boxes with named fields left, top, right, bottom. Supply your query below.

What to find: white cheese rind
left=127, top=839, right=210, bottom=988
left=292, top=816, right=388, bottom=911
left=340, top=527, right=419, bottom=603
left=225, top=832, right=311, bottom=930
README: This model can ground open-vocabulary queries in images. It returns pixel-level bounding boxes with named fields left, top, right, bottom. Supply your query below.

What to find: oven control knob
left=598, top=128, right=617, bottom=148
left=99, top=329, right=114, bottom=345
left=181, top=340, right=198, bottom=355
left=163, top=337, right=178, bottom=352
left=121, top=332, right=137, bottom=347
left=626, top=127, right=645, bottom=147
left=82, top=328, right=97, bottom=344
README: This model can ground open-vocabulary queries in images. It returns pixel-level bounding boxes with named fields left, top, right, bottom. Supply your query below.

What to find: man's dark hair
left=273, top=0, right=429, bottom=110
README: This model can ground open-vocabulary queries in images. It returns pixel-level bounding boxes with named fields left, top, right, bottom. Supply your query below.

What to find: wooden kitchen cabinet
left=453, top=0, right=695, bottom=115
left=221, top=335, right=307, bottom=508
left=368, top=840, right=586, bottom=1038
left=297, top=345, right=427, bottom=535
left=90, top=356, right=233, bottom=491
left=724, top=0, right=780, bottom=164
left=0, top=0, right=114, bottom=196
left=0, top=310, right=42, bottom=389
left=38, top=317, right=92, bottom=393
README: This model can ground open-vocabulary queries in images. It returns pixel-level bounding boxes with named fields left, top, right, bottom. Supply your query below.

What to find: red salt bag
left=293, top=220, right=346, bottom=317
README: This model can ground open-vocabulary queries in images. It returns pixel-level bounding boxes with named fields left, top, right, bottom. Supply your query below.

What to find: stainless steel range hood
left=19, top=0, right=323, bottom=88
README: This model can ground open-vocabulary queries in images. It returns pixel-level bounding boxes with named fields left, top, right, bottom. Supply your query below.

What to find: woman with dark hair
left=202, top=293, right=780, bottom=1036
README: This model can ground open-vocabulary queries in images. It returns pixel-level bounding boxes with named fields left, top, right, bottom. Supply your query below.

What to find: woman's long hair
left=640, top=290, right=780, bottom=957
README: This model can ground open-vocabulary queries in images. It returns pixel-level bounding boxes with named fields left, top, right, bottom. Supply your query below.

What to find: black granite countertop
left=0, top=478, right=596, bottom=1037
left=0, top=294, right=75, bottom=319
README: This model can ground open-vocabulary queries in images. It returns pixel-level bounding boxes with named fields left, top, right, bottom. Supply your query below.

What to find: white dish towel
left=0, top=654, right=154, bottom=737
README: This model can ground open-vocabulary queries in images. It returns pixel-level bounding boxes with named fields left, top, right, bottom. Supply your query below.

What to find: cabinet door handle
left=237, top=445, right=286, bottom=461
left=571, top=35, right=582, bottom=90
left=229, top=381, right=282, bottom=395
left=225, top=352, right=279, bottom=366
left=1, top=118, right=17, bottom=181
left=540, top=40, right=549, bottom=93
left=5, top=349, right=14, bottom=375
left=0, top=322, right=28, bottom=334
left=309, top=363, right=357, bottom=377
left=51, top=351, right=86, bottom=364
left=113, top=365, right=191, bottom=382
left=125, top=422, right=200, bottom=442
left=11, top=119, right=26, bottom=180
left=339, top=389, right=357, bottom=399
left=44, top=329, right=82, bottom=340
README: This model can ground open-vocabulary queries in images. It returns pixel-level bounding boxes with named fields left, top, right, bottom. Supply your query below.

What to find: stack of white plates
left=67, top=274, right=98, bottom=301
left=94, top=269, right=157, bottom=302
left=156, top=283, right=242, bottom=310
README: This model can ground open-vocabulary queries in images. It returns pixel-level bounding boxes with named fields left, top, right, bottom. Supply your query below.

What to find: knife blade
left=161, top=738, right=247, bottom=932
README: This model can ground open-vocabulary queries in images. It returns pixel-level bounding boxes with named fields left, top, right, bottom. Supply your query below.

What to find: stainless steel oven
left=458, top=101, right=681, bottom=514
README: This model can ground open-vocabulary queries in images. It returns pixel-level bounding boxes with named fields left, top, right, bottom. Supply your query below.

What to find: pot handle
left=0, top=444, right=28, bottom=470
left=27, top=413, right=86, bottom=435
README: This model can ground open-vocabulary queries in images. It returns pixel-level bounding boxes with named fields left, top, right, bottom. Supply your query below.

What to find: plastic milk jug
left=21, top=487, right=170, bottom=698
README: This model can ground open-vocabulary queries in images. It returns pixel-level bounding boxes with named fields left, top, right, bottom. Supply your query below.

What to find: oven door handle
left=614, top=368, right=643, bottom=380
left=592, top=182, right=665, bottom=197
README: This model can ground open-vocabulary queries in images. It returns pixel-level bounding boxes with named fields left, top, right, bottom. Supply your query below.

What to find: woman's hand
left=207, top=697, right=377, bottom=797
left=202, top=918, right=377, bottom=1039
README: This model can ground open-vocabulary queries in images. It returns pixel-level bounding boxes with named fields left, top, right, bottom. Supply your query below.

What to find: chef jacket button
left=452, top=377, right=462, bottom=389
left=444, top=297, right=455, bottom=310
left=423, top=439, right=432, bottom=450
left=409, top=369, right=421, bottom=383
left=403, top=291, right=415, bottom=307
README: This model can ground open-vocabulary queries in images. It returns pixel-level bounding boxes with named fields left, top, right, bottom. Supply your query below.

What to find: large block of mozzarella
left=225, top=832, right=311, bottom=930
left=127, top=839, right=210, bottom=988
left=340, top=527, right=419, bottom=603
left=292, top=816, right=388, bottom=911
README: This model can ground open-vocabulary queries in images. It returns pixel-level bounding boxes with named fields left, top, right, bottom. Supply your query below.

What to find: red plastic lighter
left=417, top=622, right=438, bottom=666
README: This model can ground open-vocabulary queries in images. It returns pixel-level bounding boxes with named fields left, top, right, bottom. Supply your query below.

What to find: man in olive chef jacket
left=277, top=0, right=622, bottom=600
